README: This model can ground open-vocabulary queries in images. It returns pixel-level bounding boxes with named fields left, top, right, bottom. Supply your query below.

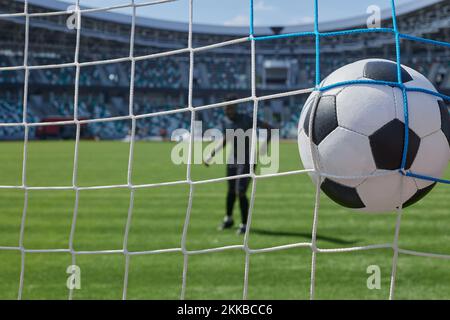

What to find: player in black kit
left=205, top=96, right=273, bottom=235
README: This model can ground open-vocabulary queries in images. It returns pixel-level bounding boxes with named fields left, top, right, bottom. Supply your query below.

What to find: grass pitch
left=0, top=140, right=449, bottom=300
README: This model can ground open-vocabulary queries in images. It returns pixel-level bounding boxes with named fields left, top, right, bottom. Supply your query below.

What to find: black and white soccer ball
left=298, top=58, right=450, bottom=212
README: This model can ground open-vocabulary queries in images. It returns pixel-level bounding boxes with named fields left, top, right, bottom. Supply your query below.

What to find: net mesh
left=0, top=0, right=449, bottom=300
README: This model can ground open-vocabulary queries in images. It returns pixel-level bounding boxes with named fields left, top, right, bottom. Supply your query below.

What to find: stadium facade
left=0, top=0, right=449, bottom=140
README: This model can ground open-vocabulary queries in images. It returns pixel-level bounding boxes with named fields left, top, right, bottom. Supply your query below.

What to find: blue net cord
left=403, top=171, right=450, bottom=185
left=249, top=0, right=450, bottom=186
left=314, top=0, right=320, bottom=87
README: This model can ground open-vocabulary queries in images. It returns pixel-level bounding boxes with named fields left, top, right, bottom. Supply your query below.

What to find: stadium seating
left=0, top=0, right=448, bottom=140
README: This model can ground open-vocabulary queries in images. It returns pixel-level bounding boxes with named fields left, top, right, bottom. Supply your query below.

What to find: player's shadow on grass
left=250, top=228, right=358, bottom=245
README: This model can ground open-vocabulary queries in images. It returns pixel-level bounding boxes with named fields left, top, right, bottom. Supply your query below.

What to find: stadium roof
left=19, top=0, right=445, bottom=35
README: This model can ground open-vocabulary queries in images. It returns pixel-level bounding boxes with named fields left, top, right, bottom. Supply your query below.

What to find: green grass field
left=0, top=140, right=449, bottom=300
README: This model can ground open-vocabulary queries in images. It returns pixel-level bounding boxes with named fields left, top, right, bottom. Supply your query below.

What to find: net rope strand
left=17, top=0, right=30, bottom=301
left=67, top=0, right=82, bottom=301
left=121, top=0, right=138, bottom=301
left=0, top=0, right=448, bottom=300
left=180, top=0, right=196, bottom=300
left=389, top=0, right=405, bottom=300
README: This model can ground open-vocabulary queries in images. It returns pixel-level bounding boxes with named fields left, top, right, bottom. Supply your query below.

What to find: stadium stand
left=0, top=0, right=449, bottom=140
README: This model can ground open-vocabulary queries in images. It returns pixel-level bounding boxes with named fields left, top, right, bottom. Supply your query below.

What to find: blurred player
left=205, top=96, right=273, bottom=235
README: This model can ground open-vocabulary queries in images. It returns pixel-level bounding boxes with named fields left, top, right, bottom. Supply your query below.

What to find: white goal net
left=0, top=0, right=449, bottom=300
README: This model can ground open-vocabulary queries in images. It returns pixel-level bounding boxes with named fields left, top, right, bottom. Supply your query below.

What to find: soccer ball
left=298, top=58, right=450, bottom=212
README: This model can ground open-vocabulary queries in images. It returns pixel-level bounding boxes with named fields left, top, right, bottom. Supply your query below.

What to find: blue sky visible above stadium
left=61, top=0, right=414, bottom=26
